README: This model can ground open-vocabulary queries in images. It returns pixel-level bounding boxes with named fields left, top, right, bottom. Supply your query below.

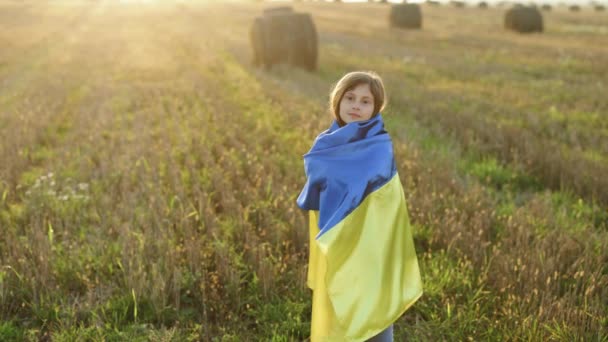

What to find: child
left=297, top=71, right=423, bottom=341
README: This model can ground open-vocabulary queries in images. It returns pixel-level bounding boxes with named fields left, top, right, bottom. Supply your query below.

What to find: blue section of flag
left=296, top=114, right=397, bottom=238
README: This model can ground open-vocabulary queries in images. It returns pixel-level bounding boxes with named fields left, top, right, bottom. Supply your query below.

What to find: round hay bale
left=478, top=1, right=489, bottom=8
left=595, top=4, right=605, bottom=11
left=256, top=14, right=292, bottom=68
left=286, top=13, right=318, bottom=71
left=540, top=4, right=552, bottom=11
left=504, top=6, right=543, bottom=33
left=569, top=4, right=580, bottom=11
left=426, top=0, right=441, bottom=5
left=450, top=0, right=466, bottom=7
left=250, top=12, right=318, bottom=71
left=250, top=17, right=266, bottom=67
left=389, top=3, right=422, bottom=29
left=263, top=6, right=293, bottom=15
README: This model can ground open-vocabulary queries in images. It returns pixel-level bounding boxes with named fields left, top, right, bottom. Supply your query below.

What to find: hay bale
left=250, top=18, right=266, bottom=67
left=450, top=0, right=466, bottom=7
left=540, top=4, right=552, bottom=11
left=595, top=4, right=605, bottom=11
left=286, top=13, right=318, bottom=71
left=504, top=6, right=543, bottom=33
left=569, top=4, right=580, bottom=11
left=390, top=4, right=422, bottom=29
left=478, top=1, right=488, bottom=8
left=250, top=12, right=318, bottom=71
left=253, top=14, right=291, bottom=68
left=426, top=0, right=441, bottom=5
left=263, top=6, right=293, bottom=15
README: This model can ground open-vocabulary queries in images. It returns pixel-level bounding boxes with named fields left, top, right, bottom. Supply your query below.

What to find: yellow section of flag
left=307, top=174, right=423, bottom=341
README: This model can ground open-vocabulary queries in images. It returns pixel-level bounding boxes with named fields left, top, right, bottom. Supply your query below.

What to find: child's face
left=339, top=83, right=375, bottom=125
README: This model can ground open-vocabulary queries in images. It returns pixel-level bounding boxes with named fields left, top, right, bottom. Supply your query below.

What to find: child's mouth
left=348, top=113, right=361, bottom=118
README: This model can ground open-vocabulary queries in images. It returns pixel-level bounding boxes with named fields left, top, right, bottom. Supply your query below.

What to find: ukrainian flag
left=297, top=115, right=423, bottom=341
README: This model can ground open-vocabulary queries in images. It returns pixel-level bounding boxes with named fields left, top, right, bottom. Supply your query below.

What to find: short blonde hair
left=329, top=71, right=386, bottom=126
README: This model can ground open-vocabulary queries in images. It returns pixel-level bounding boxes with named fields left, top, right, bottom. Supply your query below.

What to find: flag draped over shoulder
left=297, top=115, right=423, bottom=341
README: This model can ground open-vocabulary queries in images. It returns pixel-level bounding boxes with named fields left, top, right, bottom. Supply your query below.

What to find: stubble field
left=0, top=0, right=606, bottom=340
